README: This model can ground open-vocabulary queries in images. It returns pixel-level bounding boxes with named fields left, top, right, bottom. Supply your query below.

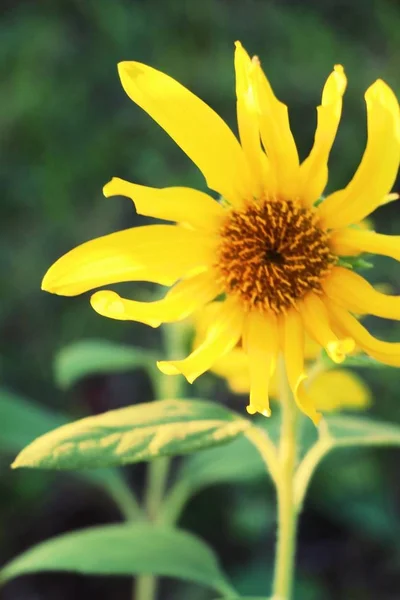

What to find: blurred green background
left=1, top=0, right=400, bottom=598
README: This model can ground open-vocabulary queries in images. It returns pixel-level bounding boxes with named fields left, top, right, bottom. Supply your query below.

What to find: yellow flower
left=42, top=42, right=400, bottom=424
left=209, top=337, right=371, bottom=413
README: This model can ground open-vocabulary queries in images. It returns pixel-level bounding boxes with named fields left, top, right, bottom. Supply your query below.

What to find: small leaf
left=325, top=414, right=400, bottom=448
left=321, top=350, right=389, bottom=369
left=0, top=523, right=235, bottom=596
left=337, top=256, right=374, bottom=270
left=54, top=339, right=156, bottom=389
left=12, top=399, right=252, bottom=471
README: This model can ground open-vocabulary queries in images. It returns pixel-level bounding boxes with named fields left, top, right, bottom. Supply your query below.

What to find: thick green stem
left=272, top=360, right=299, bottom=600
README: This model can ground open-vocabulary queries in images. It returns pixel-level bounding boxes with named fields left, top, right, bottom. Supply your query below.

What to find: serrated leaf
left=325, top=414, right=400, bottom=448
left=54, top=339, right=156, bottom=389
left=0, top=523, right=235, bottom=596
left=12, top=399, right=252, bottom=471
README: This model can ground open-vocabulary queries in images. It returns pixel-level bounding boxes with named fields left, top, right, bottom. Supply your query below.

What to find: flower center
left=216, top=199, right=336, bottom=313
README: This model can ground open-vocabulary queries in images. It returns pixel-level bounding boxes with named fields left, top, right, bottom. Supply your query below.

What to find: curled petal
left=242, top=311, right=279, bottom=417
left=299, top=65, right=347, bottom=206
left=323, top=267, right=400, bottom=319
left=326, top=298, right=400, bottom=365
left=90, top=271, right=221, bottom=327
left=330, top=228, right=400, bottom=262
left=281, top=309, right=321, bottom=425
left=157, top=298, right=244, bottom=383
left=301, top=293, right=355, bottom=363
left=118, top=61, right=251, bottom=205
left=318, top=79, right=400, bottom=229
left=103, top=178, right=224, bottom=232
left=42, top=225, right=214, bottom=296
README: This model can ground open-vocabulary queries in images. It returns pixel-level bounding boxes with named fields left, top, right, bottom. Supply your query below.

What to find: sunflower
left=42, top=42, right=400, bottom=424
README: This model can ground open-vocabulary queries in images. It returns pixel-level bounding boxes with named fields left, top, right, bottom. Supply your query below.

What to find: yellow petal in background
left=90, top=271, right=221, bottom=326
left=323, top=267, right=400, bottom=320
left=234, top=42, right=271, bottom=198
left=103, top=178, right=224, bottom=232
left=308, top=369, right=371, bottom=412
left=157, top=298, right=244, bottom=383
left=298, top=65, right=347, bottom=206
left=118, top=61, right=251, bottom=205
left=250, top=56, right=299, bottom=199
left=319, top=79, right=400, bottom=229
left=243, top=311, right=278, bottom=417
left=330, top=228, right=400, bottom=262
left=41, top=225, right=213, bottom=296
left=301, top=293, right=354, bottom=363
left=281, top=309, right=321, bottom=425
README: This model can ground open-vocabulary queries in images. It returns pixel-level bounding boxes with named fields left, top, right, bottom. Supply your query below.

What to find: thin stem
left=134, top=323, right=187, bottom=600
left=106, top=475, right=143, bottom=522
left=294, top=431, right=332, bottom=512
left=272, top=359, right=299, bottom=600
left=245, top=426, right=280, bottom=486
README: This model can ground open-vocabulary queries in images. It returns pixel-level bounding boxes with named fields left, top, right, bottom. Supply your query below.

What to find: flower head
left=42, top=43, right=400, bottom=424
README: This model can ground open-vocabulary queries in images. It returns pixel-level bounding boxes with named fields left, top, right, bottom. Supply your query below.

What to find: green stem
left=272, top=359, right=299, bottom=600
left=134, top=323, right=187, bottom=600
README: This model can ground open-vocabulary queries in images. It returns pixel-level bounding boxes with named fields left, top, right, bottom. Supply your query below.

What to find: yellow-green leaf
left=12, top=399, right=252, bottom=471
left=0, top=523, right=236, bottom=596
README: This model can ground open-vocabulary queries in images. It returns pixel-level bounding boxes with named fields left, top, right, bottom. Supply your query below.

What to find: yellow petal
left=250, top=56, right=299, bottom=199
left=234, top=42, right=271, bottom=198
left=304, top=336, right=322, bottom=361
left=298, top=65, right=347, bottom=206
left=318, top=79, right=400, bottom=229
left=281, top=309, right=321, bottom=425
left=118, top=61, right=251, bottom=205
left=157, top=298, right=244, bottom=383
left=323, top=267, right=400, bottom=320
left=103, top=178, right=224, bottom=232
left=330, top=228, right=400, bottom=262
left=301, top=293, right=355, bottom=363
left=308, top=369, right=371, bottom=412
left=90, top=271, right=221, bottom=327
left=42, top=225, right=213, bottom=296
left=325, top=298, right=400, bottom=365
left=242, top=311, right=279, bottom=417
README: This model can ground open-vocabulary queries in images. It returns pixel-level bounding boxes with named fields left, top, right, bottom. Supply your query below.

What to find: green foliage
left=12, top=399, right=252, bottom=471
left=0, top=523, right=236, bottom=596
left=325, top=414, right=400, bottom=448
left=0, top=387, right=137, bottom=515
left=320, top=350, right=390, bottom=369
left=54, top=339, right=157, bottom=389
left=0, top=388, right=65, bottom=451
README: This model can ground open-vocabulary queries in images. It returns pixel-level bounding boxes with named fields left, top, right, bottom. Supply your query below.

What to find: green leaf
left=12, top=399, right=252, bottom=471
left=325, top=414, right=400, bottom=448
left=320, top=350, right=389, bottom=369
left=54, top=339, right=156, bottom=390
left=0, top=524, right=235, bottom=596
left=0, top=388, right=138, bottom=516
left=180, top=435, right=267, bottom=492
left=0, top=388, right=65, bottom=451
left=337, top=256, right=374, bottom=270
